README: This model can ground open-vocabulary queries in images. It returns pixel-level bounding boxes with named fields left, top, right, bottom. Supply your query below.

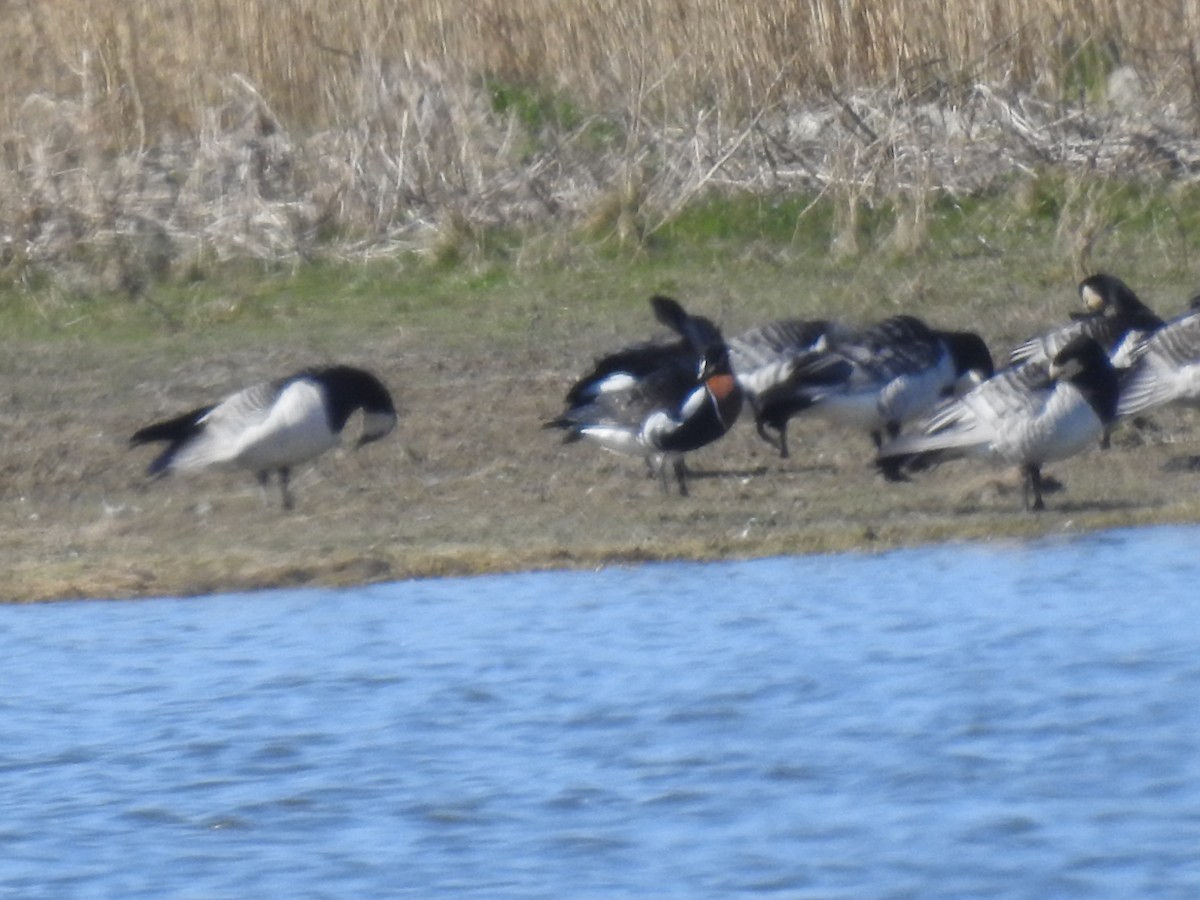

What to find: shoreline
left=9, top=467, right=1199, bottom=603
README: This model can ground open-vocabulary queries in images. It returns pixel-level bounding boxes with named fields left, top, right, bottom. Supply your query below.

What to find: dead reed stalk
left=4, top=1, right=1200, bottom=284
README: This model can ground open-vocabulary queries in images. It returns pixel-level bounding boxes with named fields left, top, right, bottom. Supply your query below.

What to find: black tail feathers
left=130, top=405, right=213, bottom=448
left=130, top=404, right=214, bottom=476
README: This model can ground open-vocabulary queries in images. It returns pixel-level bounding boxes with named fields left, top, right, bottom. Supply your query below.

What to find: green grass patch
left=6, top=178, right=1200, bottom=349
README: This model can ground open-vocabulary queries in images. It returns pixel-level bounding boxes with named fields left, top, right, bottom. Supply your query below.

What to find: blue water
left=3, top=526, right=1200, bottom=898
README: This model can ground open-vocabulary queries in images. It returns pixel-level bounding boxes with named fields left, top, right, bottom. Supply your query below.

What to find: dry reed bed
left=8, top=1, right=1199, bottom=128
left=5, top=2, right=1200, bottom=283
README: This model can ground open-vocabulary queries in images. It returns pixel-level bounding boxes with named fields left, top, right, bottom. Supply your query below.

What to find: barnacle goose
left=732, top=314, right=993, bottom=455
left=727, top=318, right=837, bottom=457
left=131, top=365, right=397, bottom=510
left=1116, top=303, right=1200, bottom=419
left=1009, top=273, right=1163, bottom=368
left=877, top=335, right=1120, bottom=511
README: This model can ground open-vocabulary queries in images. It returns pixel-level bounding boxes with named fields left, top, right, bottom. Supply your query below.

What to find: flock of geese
left=543, top=274, right=1200, bottom=512
left=128, top=272, right=1200, bottom=514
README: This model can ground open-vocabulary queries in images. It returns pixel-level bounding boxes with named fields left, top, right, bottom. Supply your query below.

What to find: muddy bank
left=3, top=312, right=1199, bottom=602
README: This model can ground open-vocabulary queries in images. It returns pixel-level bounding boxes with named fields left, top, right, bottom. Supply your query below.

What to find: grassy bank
left=6, top=4, right=1200, bottom=599
left=3, top=187, right=1200, bottom=601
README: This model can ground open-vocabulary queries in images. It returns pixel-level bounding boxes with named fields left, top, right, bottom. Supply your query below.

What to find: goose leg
left=654, top=456, right=671, bottom=494
left=776, top=423, right=790, bottom=459
left=1023, top=463, right=1045, bottom=512
left=279, top=466, right=294, bottom=511
left=672, top=457, right=689, bottom=497
left=256, top=470, right=272, bottom=507
left=756, top=419, right=789, bottom=458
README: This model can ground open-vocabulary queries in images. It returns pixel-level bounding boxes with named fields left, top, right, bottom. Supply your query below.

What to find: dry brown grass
left=5, top=2, right=1200, bottom=288
left=6, top=1, right=1200, bottom=134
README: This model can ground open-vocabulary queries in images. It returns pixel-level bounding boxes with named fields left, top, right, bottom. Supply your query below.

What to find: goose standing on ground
left=727, top=318, right=836, bottom=457
left=735, top=314, right=993, bottom=456
left=877, top=335, right=1120, bottom=512
left=1009, top=273, right=1163, bottom=368
left=546, top=298, right=742, bottom=495
left=131, top=365, right=398, bottom=510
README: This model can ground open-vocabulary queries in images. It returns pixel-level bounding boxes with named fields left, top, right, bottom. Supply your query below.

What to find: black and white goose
left=735, top=314, right=993, bottom=455
left=727, top=318, right=837, bottom=457
left=130, top=365, right=398, bottom=510
left=877, top=335, right=1120, bottom=512
left=1115, top=303, right=1200, bottom=419
left=562, top=294, right=722, bottom=409
left=546, top=301, right=742, bottom=495
left=1009, top=273, right=1163, bottom=368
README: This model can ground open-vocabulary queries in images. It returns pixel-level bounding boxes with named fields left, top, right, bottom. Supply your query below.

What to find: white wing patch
left=595, top=373, right=639, bottom=394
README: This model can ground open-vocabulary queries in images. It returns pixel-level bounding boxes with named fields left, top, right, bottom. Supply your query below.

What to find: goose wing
left=881, top=362, right=1051, bottom=459
left=775, top=318, right=947, bottom=422
left=729, top=319, right=834, bottom=399
left=553, top=361, right=697, bottom=433
left=1010, top=274, right=1163, bottom=366
left=1009, top=315, right=1126, bottom=366
left=729, top=319, right=831, bottom=365
left=838, top=316, right=942, bottom=378
left=563, top=296, right=715, bottom=406
left=564, top=341, right=695, bottom=406
left=1117, top=309, right=1200, bottom=417
left=166, top=378, right=294, bottom=470
left=650, top=295, right=722, bottom=352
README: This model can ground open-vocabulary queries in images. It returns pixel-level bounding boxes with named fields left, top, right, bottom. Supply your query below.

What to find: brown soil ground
left=3, top=311, right=1200, bottom=603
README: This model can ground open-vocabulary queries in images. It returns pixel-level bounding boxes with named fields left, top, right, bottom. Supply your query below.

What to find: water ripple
left=1, top=525, right=1199, bottom=898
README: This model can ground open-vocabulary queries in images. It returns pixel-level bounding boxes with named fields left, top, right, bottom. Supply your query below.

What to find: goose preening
left=131, top=365, right=398, bottom=510
left=727, top=318, right=836, bottom=457
left=561, top=295, right=722, bottom=410
left=1009, top=273, right=1163, bottom=368
left=731, top=314, right=993, bottom=456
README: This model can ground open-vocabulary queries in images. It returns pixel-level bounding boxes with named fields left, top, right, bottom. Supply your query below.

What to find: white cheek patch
left=1080, top=284, right=1104, bottom=312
